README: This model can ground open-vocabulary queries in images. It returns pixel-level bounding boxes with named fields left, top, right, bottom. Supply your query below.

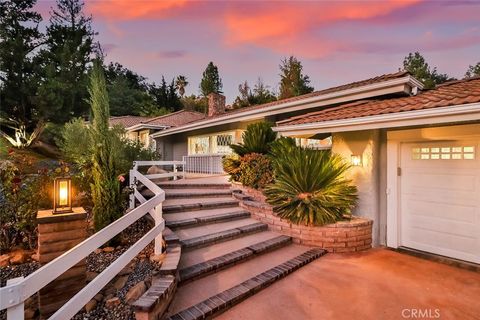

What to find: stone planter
left=232, top=184, right=373, bottom=253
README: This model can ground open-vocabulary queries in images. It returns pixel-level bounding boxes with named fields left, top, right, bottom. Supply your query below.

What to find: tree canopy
left=465, top=62, right=480, bottom=79
left=200, top=62, right=223, bottom=96
left=232, top=78, right=277, bottom=109
left=403, top=52, right=454, bottom=89
left=278, top=56, right=314, bottom=99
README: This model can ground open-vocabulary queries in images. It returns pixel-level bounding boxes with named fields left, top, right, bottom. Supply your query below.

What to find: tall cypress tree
left=89, top=60, right=122, bottom=231
left=200, top=62, right=223, bottom=96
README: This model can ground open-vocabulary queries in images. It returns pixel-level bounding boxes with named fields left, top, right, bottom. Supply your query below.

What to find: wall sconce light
left=351, top=154, right=362, bottom=167
left=53, top=177, right=72, bottom=214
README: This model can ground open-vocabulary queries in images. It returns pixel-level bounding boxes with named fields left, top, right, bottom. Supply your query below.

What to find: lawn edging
left=232, top=183, right=373, bottom=253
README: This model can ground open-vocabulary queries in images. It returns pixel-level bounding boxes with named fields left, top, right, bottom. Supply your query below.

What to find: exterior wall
left=331, top=130, right=382, bottom=245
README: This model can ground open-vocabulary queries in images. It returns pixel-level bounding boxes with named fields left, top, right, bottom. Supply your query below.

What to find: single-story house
left=109, top=110, right=205, bottom=150
left=151, top=72, right=480, bottom=265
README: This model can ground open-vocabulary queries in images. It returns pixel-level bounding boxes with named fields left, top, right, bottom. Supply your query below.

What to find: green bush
left=237, top=153, right=274, bottom=189
left=222, top=154, right=241, bottom=182
left=0, top=161, right=51, bottom=252
left=230, top=122, right=276, bottom=156
left=264, top=146, right=358, bottom=226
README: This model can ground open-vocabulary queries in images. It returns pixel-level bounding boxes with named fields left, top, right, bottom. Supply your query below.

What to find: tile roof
left=109, top=116, right=151, bottom=128
left=277, top=77, right=480, bottom=126
left=109, top=110, right=205, bottom=129
left=142, top=110, right=205, bottom=127
left=207, top=70, right=411, bottom=121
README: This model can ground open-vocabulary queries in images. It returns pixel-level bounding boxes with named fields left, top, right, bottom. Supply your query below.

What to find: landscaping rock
left=113, top=275, right=128, bottom=290
left=103, top=247, right=115, bottom=253
left=93, top=293, right=104, bottom=302
left=9, top=250, right=29, bottom=265
left=105, top=293, right=114, bottom=301
left=118, top=263, right=134, bottom=276
left=0, top=254, right=10, bottom=267
left=86, top=271, right=98, bottom=282
left=149, top=252, right=166, bottom=264
left=125, top=281, right=147, bottom=304
left=105, top=297, right=120, bottom=309
left=94, top=248, right=103, bottom=254
left=24, top=307, right=36, bottom=319
left=85, top=299, right=97, bottom=312
left=30, top=253, right=39, bottom=262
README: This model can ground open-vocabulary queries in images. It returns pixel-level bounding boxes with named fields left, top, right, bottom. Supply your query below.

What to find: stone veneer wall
left=232, top=183, right=373, bottom=253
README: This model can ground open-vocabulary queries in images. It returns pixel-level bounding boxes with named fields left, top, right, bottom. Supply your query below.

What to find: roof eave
left=151, top=75, right=419, bottom=138
left=273, top=102, right=480, bottom=136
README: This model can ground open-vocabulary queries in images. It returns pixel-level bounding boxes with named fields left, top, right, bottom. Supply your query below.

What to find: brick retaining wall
left=232, top=184, right=373, bottom=253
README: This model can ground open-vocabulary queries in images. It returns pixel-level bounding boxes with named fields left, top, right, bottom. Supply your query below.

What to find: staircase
left=143, top=179, right=327, bottom=320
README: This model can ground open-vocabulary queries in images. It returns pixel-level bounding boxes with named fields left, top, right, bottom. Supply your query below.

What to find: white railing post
left=173, top=164, right=177, bottom=181
left=6, top=277, right=24, bottom=320
left=129, top=161, right=138, bottom=210
left=154, top=203, right=163, bottom=255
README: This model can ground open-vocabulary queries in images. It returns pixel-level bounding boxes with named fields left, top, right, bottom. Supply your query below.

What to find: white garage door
left=400, top=140, right=480, bottom=264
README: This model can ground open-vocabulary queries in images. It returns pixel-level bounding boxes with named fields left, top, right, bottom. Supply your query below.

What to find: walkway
left=217, top=248, right=480, bottom=320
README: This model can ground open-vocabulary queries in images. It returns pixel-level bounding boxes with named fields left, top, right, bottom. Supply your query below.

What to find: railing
left=0, top=161, right=184, bottom=320
left=183, top=154, right=225, bottom=174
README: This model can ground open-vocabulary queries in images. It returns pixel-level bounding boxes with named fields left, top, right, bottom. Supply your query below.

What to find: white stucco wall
left=332, top=130, right=382, bottom=246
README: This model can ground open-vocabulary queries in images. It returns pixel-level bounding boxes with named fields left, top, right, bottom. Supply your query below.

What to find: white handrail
left=0, top=160, right=182, bottom=319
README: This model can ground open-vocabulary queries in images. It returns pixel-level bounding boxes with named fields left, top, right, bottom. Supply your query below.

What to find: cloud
left=156, top=50, right=188, bottom=59
left=86, top=0, right=188, bottom=20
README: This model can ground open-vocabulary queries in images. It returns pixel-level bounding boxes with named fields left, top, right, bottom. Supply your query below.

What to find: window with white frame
left=411, top=146, right=475, bottom=160
left=295, top=136, right=332, bottom=150
left=188, top=131, right=240, bottom=155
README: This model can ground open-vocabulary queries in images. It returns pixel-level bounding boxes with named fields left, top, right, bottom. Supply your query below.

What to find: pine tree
left=89, top=60, right=122, bottom=231
left=465, top=62, right=480, bottom=79
left=37, top=0, right=97, bottom=123
left=200, top=62, right=223, bottom=96
left=403, top=52, right=454, bottom=89
left=278, top=56, right=314, bottom=99
left=0, top=0, right=43, bottom=124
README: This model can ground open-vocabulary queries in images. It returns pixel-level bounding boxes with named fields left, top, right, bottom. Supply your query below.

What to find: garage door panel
left=402, top=197, right=477, bottom=223
left=399, top=141, right=480, bottom=264
left=402, top=171, right=477, bottom=192
left=403, top=214, right=478, bottom=237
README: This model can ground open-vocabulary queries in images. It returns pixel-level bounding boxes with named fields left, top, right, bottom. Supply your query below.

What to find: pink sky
left=35, top=0, right=480, bottom=102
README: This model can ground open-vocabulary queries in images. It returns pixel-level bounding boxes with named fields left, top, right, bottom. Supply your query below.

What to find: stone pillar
left=36, top=207, right=87, bottom=318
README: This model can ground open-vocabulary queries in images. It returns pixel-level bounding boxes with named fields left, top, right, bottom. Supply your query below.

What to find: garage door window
left=412, top=146, right=475, bottom=160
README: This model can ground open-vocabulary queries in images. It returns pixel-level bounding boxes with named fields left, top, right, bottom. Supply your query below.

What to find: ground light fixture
left=351, top=154, right=363, bottom=167
left=53, top=176, right=72, bottom=214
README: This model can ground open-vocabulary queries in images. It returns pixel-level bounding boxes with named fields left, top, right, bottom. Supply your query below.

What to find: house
left=109, top=110, right=205, bottom=149
left=152, top=72, right=480, bottom=265
left=151, top=71, right=423, bottom=168
left=275, top=77, right=480, bottom=264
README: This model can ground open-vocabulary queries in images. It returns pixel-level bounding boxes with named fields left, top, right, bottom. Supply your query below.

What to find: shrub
left=0, top=160, right=52, bottom=252
left=264, top=146, right=358, bottom=226
left=237, top=153, right=274, bottom=189
left=230, top=122, right=276, bottom=156
left=222, top=154, right=241, bottom=182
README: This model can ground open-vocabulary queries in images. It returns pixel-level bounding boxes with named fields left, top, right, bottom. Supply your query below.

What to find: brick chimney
left=207, top=93, right=226, bottom=117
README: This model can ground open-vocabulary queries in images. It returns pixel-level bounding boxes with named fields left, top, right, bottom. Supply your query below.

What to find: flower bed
left=233, top=184, right=372, bottom=253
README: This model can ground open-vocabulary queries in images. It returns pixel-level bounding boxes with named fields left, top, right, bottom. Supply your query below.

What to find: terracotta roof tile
left=109, top=116, right=150, bottom=128
left=277, top=77, right=480, bottom=126
left=109, top=110, right=205, bottom=129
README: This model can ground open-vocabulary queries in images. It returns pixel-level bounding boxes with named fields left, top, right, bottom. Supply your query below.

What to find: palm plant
left=175, top=75, right=188, bottom=98
left=230, top=122, right=276, bottom=156
left=264, top=146, right=357, bottom=226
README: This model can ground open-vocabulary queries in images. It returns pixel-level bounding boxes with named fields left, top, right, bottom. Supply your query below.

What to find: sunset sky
left=35, top=0, right=480, bottom=102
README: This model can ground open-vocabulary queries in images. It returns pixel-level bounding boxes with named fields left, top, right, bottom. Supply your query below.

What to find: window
left=188, top=131, right=241, bottom=155
left=412, top=146, right=475, bottom=160
left=295, top=137, right=332, bottom=150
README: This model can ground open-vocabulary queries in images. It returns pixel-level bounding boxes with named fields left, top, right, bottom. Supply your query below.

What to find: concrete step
left=141, top=188, right=233, bottom=199
left=178, top=220, right=269, bottom=251
left=156, top=183, right=232, bottom=190
left=179, top=231, right=282, bottom=268
left=163, top=197, right=239, bottom=214
left=165, top=246, right=327, bottom=319
left=165, top=210, right=250, bottom=229
left=179, top=235, right=293, bottom=284
left=163, top=207, right=249, bottom=222
left=164, top=188, right=233, bottom=199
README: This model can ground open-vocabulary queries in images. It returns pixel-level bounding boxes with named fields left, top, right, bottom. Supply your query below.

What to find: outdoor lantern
left=53, top=177, right=72, bottom=214
left=351, top=154, right=362, bottom=167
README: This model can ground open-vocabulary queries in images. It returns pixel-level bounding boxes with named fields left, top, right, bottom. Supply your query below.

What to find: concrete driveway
left=217, top=248, right=480, bottom=320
